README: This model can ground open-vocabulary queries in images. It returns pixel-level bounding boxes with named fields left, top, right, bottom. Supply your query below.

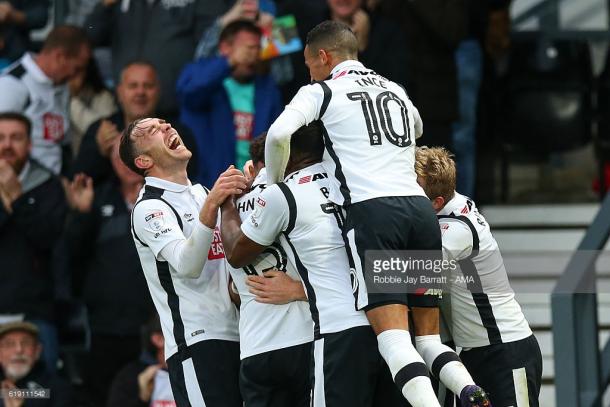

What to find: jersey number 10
left=347, top=91, right=412, bottom=147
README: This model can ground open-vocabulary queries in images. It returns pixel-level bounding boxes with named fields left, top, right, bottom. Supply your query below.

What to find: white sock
left=377, top=329, right=441, bottom=406
left=415, top=334, right=475, bottom=396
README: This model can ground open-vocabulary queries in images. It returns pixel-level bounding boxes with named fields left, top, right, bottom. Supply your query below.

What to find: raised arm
left=265, top=84, right=323, bottom=184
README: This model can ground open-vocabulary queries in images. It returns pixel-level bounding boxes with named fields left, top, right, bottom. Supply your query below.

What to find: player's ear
left=432, top=196, right=445, bottom=212
left=319, top=48, right=330, bottom=65
left=135, top=154, right=153, bottom=172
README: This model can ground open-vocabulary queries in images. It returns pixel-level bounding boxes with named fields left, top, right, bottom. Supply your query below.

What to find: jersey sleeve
left=0, top=76, right=29, bottom=111
left=440, top=219, right=474, bottom=262
left=265, top=84, right=324, bottom=184
left=132, top=199, right=186, bottom=258
left=241, top=185, right=289, bottom=246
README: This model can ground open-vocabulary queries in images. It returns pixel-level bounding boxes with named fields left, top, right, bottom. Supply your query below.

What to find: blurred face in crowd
left=220, top=30, right=261, bottom=81
left=110, top=141, right=143, bottom=185
left=117, top=64, right=160, bottom=123
left=328, top=0, right=361, bottom=20
left=0, top=331, right=41, bottom=381
left=131, top=118, right=192, bottom=175
left=0, top=119, right=31, bottom=174
left=53, top=44, right=91, bottom=85
left=304, top=45, right=333, bottom=82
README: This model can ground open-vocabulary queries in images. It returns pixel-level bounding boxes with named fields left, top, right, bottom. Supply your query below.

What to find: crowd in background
left=0, top=0, right=512, bottom=406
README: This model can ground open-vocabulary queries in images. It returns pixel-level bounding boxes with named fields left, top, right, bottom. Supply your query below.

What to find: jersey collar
left=145, top=176, right=191, bottom=193
left=437, top=192, right=465, bottom=216
left=330, top=60, right=365, bottom=79
left=22, top=53, right=53, bottom=85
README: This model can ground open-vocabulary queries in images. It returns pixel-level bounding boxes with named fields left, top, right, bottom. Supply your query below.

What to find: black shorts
left=459, top=335, right=543, bottom=407
left=344, top=195, right=442, bottom=310
left=166, top=340, right=242, bottom=407
left=240, top=342, right=312, bottom=407
left=311, top=325, right=409, bottom=407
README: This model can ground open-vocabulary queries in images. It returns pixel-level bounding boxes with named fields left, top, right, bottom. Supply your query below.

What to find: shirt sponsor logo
left=256, top=197, right=266, bottom=207
left=208, top=227, right=225, bottom=260
left=42, top=113, right=64, bottom=142
left=145, top=211, right=165, bottom=231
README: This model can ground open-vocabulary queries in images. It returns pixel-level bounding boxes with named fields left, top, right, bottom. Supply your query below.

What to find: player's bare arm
left=220, top=197, right=267, bottom=268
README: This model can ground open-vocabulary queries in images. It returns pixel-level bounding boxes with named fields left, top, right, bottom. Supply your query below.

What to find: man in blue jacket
left=177, top=19, right=283, bottom=187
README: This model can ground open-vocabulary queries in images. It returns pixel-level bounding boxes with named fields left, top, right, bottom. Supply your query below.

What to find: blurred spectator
left=326, top=0, right=408, bottom=87
left=106, top=316, right=175, bottom=407
left=71, top=61, right=198, bottom=184
left=0, top=112, right=66, bottom=374
left=383, top=0, right=467, bottom=150
left=0, top=321, right=73, bottom=407
left=195, top=0, right=327, bottom=102
left=0, top=0, right=49, bottom=69
left=64, top=141, right=153, bottom=406
left=0, top=25, right=90, bottom=175
left=68, top=56, right=117, bottom=155
left=85, top=0, right=214, bottom=118
left=64, top=0, right=97, bottom=26
left=452, top=0, right=511, bottom=198
left=177, top=20, right=282, bottom=187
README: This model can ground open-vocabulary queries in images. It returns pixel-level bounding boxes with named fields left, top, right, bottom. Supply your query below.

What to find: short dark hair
left=290, top=121, right=325, bottom=162
left=0, top=112, right=31, bottom=137
left=306, top=20, right=358, bottom=58
left=249, top=132, right=267, bottom=165
left=219, top=20, right=262, bottom=44
left=119, top=119, right=146, bottom=177
left=42, top=25, right=89, bottom=57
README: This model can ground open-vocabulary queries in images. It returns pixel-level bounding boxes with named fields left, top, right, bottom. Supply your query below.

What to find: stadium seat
left=498, top=37, right=593, bottom=201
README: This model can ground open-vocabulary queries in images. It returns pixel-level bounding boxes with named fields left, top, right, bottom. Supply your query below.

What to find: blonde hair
left=414, top=146, right=456, bottom=203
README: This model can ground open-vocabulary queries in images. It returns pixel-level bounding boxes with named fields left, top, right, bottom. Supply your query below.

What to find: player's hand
left=246, top=269, right=307, bottom=304
left=95, top=120, right=120, bottom=157
left=64, top=173, right=94, bottom=213
left=137, top=364, right=161, bottom=402
left=1, top=380, right=24, bottom=407
left=0, top=159, right=22, bottom=205
left=207, top=165, right=248, bottom=208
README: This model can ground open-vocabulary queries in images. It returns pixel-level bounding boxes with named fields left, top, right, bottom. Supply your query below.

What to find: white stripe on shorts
left=313, top=338, right=326, bottom=407
left=512, top=367, right=530, bottom=407
left=182, top=357, right=206, bottom=406
left=346, top=228, right=368, bottom=310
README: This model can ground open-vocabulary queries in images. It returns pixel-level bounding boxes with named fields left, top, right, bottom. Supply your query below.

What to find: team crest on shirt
left=145, top=211, right=165, bottom=231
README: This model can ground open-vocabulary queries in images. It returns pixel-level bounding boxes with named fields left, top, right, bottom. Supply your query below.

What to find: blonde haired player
left=415, top=147, right=542, bottom=407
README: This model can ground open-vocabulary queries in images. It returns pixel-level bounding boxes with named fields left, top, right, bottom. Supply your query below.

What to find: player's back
left=228, top=169, right=313, bottom=359
left=276, top=163, right=369, bottom=337
left=438, top=193, right=532, bottom=348
left=309, top=61, right=426, bottom=205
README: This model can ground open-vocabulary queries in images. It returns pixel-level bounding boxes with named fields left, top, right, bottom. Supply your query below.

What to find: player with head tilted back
left=120, top=118, right=245, bottom=407
left=264, top=21, right=491, bottom=407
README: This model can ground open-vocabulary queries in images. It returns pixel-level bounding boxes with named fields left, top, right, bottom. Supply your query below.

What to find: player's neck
left=147, top=165, right=189, bottom=186
left=284, top=158, right=321, bottom=177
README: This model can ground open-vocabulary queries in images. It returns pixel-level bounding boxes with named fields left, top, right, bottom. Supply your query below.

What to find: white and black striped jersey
left=0, top=53, right=70, bottom=174
left=228, top=168, right=313, bottom=359
left=438, top=193, right=532, bottom=348
left=274, top=60, right=426, bottom=206
left=131, top=177, right=239, bottom=360
left=241, top=163, right=369, bottom=338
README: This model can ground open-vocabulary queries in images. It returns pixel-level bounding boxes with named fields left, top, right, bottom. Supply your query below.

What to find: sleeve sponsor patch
left=145, top=211, right=165, bottom=231
left=208, top=227, right=225, bottom=260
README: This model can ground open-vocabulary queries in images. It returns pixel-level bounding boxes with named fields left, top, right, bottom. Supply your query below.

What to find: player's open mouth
left=167, top=134, right=181, bottom=150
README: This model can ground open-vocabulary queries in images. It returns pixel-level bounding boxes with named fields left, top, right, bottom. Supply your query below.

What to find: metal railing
left=551, top=192, right=610, bottom=406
